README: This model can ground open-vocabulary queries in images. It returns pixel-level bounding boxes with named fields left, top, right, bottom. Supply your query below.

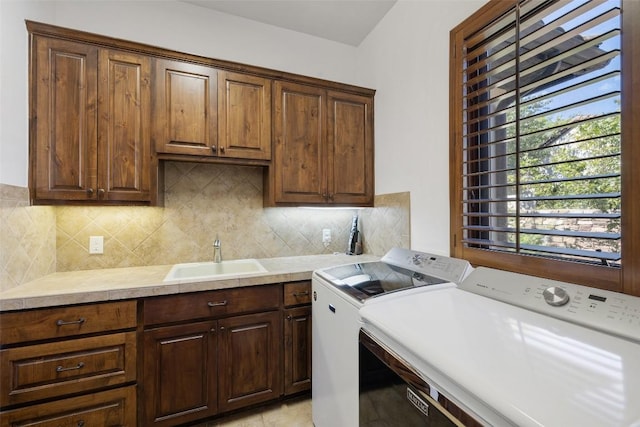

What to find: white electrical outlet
left=89, top=236, right=104, bottom=254
left=322, top=229, right=331, bottom=246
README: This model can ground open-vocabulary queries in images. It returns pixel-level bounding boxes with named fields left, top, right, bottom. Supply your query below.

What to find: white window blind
left=461, top=0, right=621, bottom=266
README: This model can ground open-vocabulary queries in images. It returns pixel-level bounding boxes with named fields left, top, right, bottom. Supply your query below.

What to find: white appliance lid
left=360, top=287, right=640, bottom=427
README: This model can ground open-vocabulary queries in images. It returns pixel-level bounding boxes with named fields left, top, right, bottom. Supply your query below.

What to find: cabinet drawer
left=284, top=281, right=311, bottom=307
left=0, top=331, right=136, bottom=407
left=0, top=301, right=137, bottom=346
left=0, top=384, right=136, bottom=427
left=143, top=285, right=281, bottom=325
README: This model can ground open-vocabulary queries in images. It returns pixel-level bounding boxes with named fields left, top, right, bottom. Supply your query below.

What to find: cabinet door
left=272, top=81, right=327, bottom=204
left=327, top=91, right=374, bottom=206
left=218, top=71, right=271, bottom=160
left=32, top=37, right=98, bottom=202
left=284, top=306, right=312, bottom=395
left=98, top=49, right=151, bottom=202
left=153, top=59, right=217, bottom=156
left=218, top=311, right=282, bottom=412
left=142, top=321, right=217, bottom=426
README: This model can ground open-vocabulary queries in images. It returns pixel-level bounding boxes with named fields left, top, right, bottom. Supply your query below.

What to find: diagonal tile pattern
left=0, top=163, right=410, bottom=288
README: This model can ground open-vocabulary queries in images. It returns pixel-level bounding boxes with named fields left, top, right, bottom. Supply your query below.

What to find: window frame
left=449, top=0, right=640, bottom=296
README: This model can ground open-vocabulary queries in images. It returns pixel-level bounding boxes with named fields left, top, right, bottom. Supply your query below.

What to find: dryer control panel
left=460, top=267, right=640, bottom=343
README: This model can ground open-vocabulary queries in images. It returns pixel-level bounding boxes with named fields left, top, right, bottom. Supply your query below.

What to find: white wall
left=1, top=0, right=487, bottom=256
left=0, top=0, right=358, bottom=187
left=357, top=0, right=485, bottom=255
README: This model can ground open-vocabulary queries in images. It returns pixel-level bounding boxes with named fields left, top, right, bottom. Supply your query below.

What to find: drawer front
left=0, top=301, right=137, bottom=346
left=0, top=331, right=136, bottom=407
left=284, top=281, right=311, bottom=306
left=143, top=284, right=281, bottom=326
left=0, top=384, right=136, bottom=427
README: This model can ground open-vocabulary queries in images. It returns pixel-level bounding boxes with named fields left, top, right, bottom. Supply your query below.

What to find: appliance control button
left=543, top=286, right=570, bottom=306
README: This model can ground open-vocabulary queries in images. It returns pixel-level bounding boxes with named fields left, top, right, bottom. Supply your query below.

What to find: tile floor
left=191, top=396, right=312, bottom=427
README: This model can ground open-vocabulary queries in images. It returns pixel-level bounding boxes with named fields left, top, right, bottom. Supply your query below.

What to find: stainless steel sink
left=163, top=259, right=267, bottom=283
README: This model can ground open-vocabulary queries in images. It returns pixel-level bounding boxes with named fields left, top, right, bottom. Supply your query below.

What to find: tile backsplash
left=0, top=185, right=56, bottom=292
left=0, top=162, right=410, bottom=290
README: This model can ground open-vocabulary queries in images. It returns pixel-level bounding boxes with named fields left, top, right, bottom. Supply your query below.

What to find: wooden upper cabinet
left=153, top=59, right=218, bottom=157
left=272, top=81, right=327, bottom=204
left=98, top=49, right=151, bottom=202
left=218, top=71, right=271, bottom=160
left=327, top=91, right=374, bottom=206
left=268, top=81, right=374, bottom=206
left=32, top=37, right=98, bottom=202
left=30, top=36, right=152, bottom=204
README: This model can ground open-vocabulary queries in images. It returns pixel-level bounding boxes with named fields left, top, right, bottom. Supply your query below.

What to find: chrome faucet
left=213, top=236, right=222, bottom=263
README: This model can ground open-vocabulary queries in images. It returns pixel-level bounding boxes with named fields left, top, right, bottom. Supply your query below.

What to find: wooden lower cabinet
left=142, top=309, right=282, bottom=425
left=218, top=311, right=282, bottom=412
left=0, top=385, right=136, bottom=427
left=284, top=306, right=312, bottom=395
left=142, top=321, right=218, bottom=426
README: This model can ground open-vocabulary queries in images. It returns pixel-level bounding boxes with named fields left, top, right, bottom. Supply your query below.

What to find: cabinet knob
left=220, top=326, right=225, bottom=331
left=286, top=315, right=292, bottom=321
left=220, top=146, right=225, bottom=154
left=97, top=188, right=105, bottom=197
left=86, top=188, right=94, bottom=196
left=211, top=145, right=217, bottom=153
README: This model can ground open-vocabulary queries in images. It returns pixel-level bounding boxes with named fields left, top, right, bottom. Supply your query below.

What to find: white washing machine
left=311, top=247, right=472, bottom=427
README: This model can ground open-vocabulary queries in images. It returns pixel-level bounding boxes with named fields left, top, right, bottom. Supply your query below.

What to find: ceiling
left=180, top=0, right=397, bottom=46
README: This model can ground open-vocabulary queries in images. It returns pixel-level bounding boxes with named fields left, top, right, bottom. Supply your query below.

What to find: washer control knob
left=543, top=286, right=570, bottom=306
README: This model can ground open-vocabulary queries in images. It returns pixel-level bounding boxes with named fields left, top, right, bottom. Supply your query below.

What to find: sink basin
left=163, top=259, right=268, bottom=283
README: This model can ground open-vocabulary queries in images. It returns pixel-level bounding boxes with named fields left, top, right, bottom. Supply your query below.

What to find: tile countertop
left=0, top=254, right=379, bottom=312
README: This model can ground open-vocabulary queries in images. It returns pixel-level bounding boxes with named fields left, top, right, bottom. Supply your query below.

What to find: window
left=450, top=0, right=640, bottom=295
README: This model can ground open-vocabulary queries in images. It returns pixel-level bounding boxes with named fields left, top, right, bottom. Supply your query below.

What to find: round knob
left=211, top=145, right=217, bottom=153
left=97, top=188, right=105, bottom=197
left=543, top=286, right=570, bottom=306
left=220, top=146, right=225, bottom=154
left=86, top=188, right=94, bottom=196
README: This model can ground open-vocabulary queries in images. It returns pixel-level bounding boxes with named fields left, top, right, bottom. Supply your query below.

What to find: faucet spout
left=213, top=237, right=222, bottom=263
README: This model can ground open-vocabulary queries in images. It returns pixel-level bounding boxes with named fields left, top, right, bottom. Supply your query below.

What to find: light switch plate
left=89, top=236, right=104, bottom=254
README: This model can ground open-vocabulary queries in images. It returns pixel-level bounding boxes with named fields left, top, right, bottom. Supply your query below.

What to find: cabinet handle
left=77, top=421, right=85, bottom=427
left=56, top=362, right=85, bottom=373
left=211, top=145, right=217, bottom=153
left=86, top=188, right=94, bottom=196
left=97, top=188, right=105, bottom=197
left=56, top=318, right=86, bottom=327
left=328, top=193, right=334, bottom=200
left=286, top=315, right=292, bottom=321
left=220, top=146, right=225, bottom=154
left=207, top=300, right=228, bottom=307
left=220, top=326, right=225, bottom=331
left=293, top=291, right=309, bottom=297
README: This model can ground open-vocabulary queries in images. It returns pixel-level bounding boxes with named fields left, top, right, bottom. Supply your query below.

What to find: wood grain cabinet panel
left=218, top=71, right=271, bottom=160
left=283, top=281, right=311, bottom=307
left=30, top=36, right=152, bottom=204
left=142, top=321, right=218, bottom=426
left=283, top=306, right=312, bottom=395
left=153, top=59, right=218, bottom=157
left=0, top=385, right=136, bottom=427
left=0, top=301, right=137, bottom=346
left=327, top=91, right=374, bottom=206
left=268, top=82, right=374, bottom=206
left=271, top=81, right=327, bottom=204
left=0, top=332, right=136, bottom=407
left=217, top=311, right=282, bottom=412
left=142, top=284, right=281, bottom=326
